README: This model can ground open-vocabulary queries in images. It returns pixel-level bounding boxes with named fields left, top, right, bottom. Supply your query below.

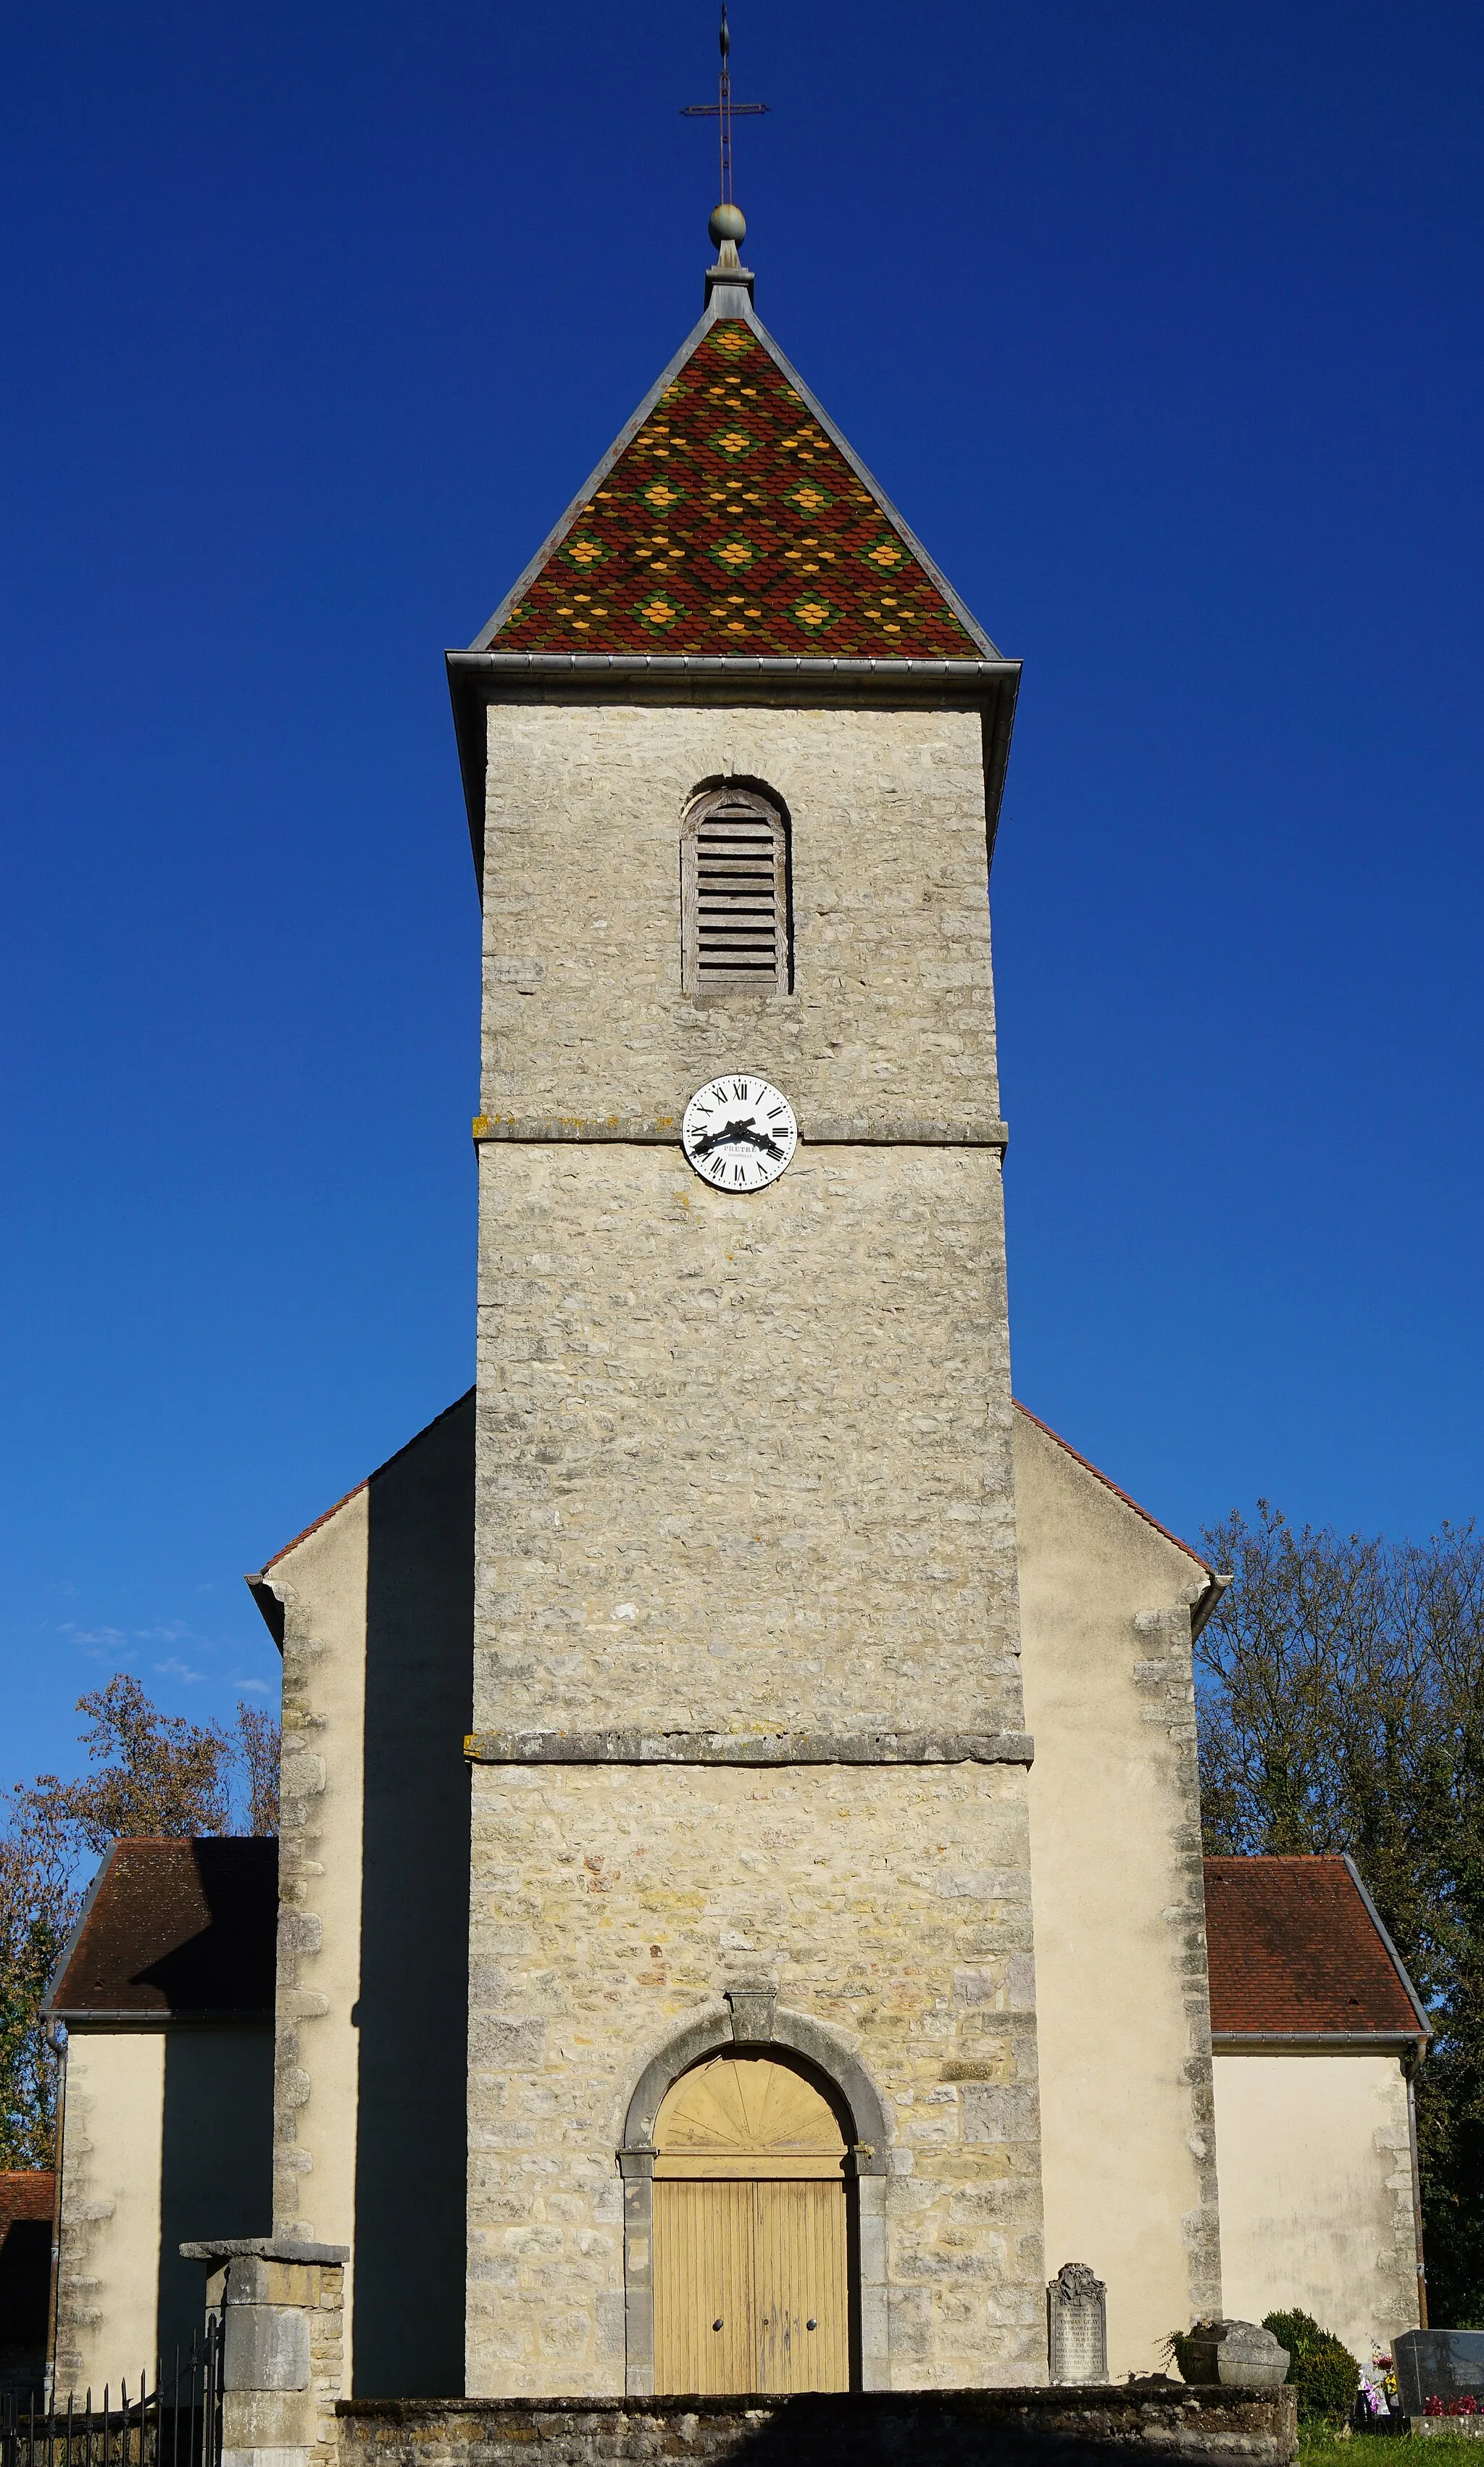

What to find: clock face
left=681, top=1074, right=798, bottom=1193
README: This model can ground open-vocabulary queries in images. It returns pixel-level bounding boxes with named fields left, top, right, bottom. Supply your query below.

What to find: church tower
left=447, top=203, right=1041, bottom=2399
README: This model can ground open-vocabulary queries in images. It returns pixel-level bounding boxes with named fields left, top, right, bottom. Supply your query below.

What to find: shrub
left=1263, top=2309, right=1360, bottom=2424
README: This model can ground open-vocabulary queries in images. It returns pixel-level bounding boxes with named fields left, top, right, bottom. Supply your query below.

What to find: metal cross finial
left=681, top=2, right=769, bottom=216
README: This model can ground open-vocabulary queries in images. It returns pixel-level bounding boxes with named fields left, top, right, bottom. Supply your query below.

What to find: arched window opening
left=681, top=788, right=791, bottom=995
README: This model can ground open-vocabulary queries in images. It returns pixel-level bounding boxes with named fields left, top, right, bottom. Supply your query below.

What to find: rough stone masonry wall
left=474, top=1141, right=1020, bottom=1736
left=478, top=703, right=1003, bottom=1127
left=470, top=697, right=1041, bottom=2396
left=467, top=1760, right=1043, bottom=2396
left=340, top=2387, right=1299, bottom=2467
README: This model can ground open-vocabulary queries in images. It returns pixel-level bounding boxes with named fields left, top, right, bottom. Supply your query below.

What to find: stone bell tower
left=446, top=206, right=1043, bottom=2400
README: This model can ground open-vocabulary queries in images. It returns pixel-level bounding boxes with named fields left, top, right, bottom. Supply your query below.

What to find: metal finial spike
left=720, top=3, right=730, bottom=61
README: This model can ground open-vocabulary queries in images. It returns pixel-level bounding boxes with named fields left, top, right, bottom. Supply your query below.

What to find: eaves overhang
left=1212, top=2029, right=1429, bottom=2059
left=46, top=2007, right=274, bottom=2031
left=446, top=648, right=1021, bottom=893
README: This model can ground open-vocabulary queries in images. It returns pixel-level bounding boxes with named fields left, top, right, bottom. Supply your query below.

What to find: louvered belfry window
left=682, top=789, right=790, bottom=994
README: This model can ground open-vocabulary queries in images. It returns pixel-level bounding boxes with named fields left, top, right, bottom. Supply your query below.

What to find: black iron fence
left=1, top=2323, right=222, bottom=2467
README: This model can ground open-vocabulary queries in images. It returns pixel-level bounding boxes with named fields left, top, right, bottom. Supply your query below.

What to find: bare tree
left=233, top=1701, right=280, bottom=1836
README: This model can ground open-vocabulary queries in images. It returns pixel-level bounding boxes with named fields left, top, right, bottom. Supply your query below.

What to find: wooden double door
left=651, top=2053, right=852, bottom=2395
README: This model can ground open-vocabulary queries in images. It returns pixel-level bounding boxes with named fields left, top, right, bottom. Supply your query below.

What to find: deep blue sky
left=3, top=1, right=1482, bottom=1786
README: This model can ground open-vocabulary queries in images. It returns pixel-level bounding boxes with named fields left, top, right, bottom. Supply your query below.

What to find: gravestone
left=1179, top=2321, right=1290, bottom=2389
left=1395, top=2331, right=1484, bottom=2418
left=1048, top=2262, right=1108, bottom=2385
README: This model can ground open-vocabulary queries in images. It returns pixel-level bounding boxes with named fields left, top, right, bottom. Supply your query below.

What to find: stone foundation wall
left=340, top=2386, right=1298, bottom=2467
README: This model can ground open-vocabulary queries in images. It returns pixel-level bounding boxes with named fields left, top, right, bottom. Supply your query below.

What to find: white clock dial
left=681, top=1073, right=798, bottom=1193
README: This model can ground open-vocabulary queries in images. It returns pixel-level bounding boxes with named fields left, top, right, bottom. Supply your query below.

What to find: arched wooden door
left=651, top=2052, right=851, bottom=2395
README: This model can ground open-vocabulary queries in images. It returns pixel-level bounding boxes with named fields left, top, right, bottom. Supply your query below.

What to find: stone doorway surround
left=617, top=1992, right=891, bottom=2397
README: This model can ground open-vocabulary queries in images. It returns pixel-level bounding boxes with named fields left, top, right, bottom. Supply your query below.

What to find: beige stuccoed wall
left=467, top=1759, right=1043, bottom=2397
left=1214, top=2053, right=1420, bottom=2362
left=259, top=1494, right=369, bottom=2301
left=254, top=1395, right=474, bottom=2400
left=54, top=2025, right=274, bottom=2391
left=54, top=2031, right=165, bottom=2396
left=1014, top=1410, right=1222, bottom=2376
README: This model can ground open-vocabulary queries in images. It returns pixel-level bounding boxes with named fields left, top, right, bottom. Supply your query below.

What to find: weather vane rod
left=680, top=2, right=769, bottom=210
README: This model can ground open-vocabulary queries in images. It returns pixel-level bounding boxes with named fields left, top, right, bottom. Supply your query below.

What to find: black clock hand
left=732, top=1122, right=784, bottom=1160
left=691, top=1115, right=785, bottom=1162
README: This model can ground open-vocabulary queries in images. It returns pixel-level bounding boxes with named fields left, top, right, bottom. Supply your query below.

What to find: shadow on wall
left=157, top=2030, right=274, bottom=2358
left=354, top=1390, right=475, bottom=2400
left=336, top=2395, right=1294, bottom=2467
left=0, top=2210, right=52, bottom=2402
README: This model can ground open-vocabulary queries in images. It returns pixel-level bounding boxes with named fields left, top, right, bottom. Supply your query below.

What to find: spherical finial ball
left=709, top=201, right=746, bottom=249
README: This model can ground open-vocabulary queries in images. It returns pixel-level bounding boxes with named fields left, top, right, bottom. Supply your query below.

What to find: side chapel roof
left=45, top=1836, right=278, bottom=2024
left=1204, top=1854, right=1430, bottom=2048
left=0, top=2172, right=54, bottom=2236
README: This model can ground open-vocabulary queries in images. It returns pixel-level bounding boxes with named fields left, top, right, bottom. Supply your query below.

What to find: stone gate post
left=181, top=2236, right=349, bottom=2467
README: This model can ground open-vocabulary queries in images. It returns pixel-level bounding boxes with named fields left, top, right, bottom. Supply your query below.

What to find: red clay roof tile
left=46, top=1837, right=277, bottom=2021
left=0, top=2173, right=54, bottom=2236
left=1204, top=1855, right=1427, bottom=2041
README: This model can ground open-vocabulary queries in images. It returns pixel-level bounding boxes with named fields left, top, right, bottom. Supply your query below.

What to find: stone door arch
left=652, top=2052, right=850, bottom=2394
left=619, top=2000, right=891, bottom=2395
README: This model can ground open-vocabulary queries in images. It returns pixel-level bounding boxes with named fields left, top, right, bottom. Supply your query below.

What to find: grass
left=1300, top=2433, right=1484, bottom=2462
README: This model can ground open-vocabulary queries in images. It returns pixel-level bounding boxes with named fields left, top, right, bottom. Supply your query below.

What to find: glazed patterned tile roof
left=1204, top=1855, right=1428, bottom=2041
left=488, top=311, right=987, bottom=660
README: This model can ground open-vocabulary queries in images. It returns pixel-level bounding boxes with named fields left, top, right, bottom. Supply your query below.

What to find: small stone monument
left=1048, top=2262, right=1108, bottom=2385
left=1177, top=2319, right=1291, bottom=2389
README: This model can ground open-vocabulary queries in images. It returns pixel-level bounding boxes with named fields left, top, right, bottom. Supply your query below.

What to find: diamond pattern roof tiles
left=477, top=303, right=993, bottom=662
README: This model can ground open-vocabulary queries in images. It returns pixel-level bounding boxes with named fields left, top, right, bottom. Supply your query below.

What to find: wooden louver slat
left=683, top=792, right=786, bottom=992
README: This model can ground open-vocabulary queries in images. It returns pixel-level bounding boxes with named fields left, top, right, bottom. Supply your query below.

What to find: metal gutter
left=44, top=2008, right=275, bottom=2029
left=1212, top=2029, right=1427, bottom=2055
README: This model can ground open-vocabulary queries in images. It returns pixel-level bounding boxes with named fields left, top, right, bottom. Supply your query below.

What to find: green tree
left=1197, top=1504, right=1484, bottom=2325
left=0, top=1676, right=280, bottom=2171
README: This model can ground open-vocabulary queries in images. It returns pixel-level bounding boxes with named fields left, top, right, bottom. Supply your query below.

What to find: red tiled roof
left=1204, top=1855, right=1428, bottom=2042
left=487, top=312, right=985, bottom=660
left=46, top=1838, right=278, bottom=2021
left=0, top=2173, right=54, bottom=2237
